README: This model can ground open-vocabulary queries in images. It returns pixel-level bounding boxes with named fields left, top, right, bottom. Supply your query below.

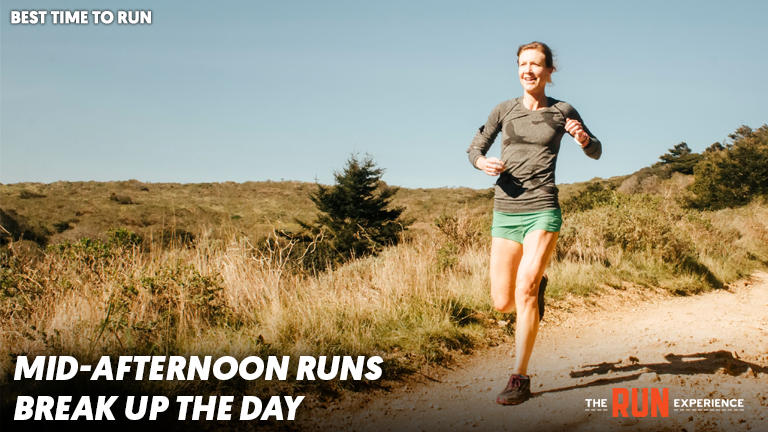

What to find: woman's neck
left=522, top=91, right=548, bottom=110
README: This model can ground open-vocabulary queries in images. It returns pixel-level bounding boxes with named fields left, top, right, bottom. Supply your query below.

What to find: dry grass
left=553, top=181, right=768, bottom=297
left=2, top=178, right=767, bottom=403
left=0, top=225, right=504, bottom=392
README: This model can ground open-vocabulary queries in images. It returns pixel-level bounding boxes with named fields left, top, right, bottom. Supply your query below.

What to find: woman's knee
left=515, top=270, right=539, bottom=298
left=493, top=296, right=515, bottom=313
left=490, top=273, right=516, bottom=313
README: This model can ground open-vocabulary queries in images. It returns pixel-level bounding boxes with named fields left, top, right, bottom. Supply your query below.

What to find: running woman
left=466, top=41, right=602, bottom=405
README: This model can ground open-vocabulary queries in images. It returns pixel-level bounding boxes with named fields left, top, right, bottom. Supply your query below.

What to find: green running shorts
left=491, top=209, right=563, bottom=244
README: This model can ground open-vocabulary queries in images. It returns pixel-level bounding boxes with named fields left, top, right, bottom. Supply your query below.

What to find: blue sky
left=2, top=0, right=767, bottom=189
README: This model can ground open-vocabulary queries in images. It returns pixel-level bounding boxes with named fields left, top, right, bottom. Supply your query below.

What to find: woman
left=466, top=41, right=602, bottom=405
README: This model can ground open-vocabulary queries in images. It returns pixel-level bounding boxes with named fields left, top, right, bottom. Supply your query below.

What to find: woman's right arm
left=467, top=104, right=504, bottom=171
left=475, top=155, right=505, bottom=176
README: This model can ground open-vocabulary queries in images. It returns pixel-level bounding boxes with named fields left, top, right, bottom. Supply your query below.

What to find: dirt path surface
left=310, top=272, right=768, bottom=432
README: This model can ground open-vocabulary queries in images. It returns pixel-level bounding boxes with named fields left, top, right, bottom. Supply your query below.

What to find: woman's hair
left=516, top=41, right=556, bottom=71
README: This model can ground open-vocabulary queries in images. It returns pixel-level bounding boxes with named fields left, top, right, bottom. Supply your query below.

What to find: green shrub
left=433, top=210, right=488, bottom=250
left=53, top=221, right=73, bottom=233
left=687, top=125, right=768, bottom=210
left=561, top=182, right=616, bottom=213
left=158, top=228, right=195, bottom=248
left=109, top=193, right=134, bottom=205
left=436, top=242, right=459, bottom=271
left=559, top=194, right=696, bottom=265
left=48, top=237, right=112, bottom=267
left=19, top=190, right=46, bottom=199
left=108, top=228, right=143, bottom=248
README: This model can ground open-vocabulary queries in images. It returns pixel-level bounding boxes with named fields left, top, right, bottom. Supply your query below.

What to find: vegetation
left=560, top=181, right=616, bottom=213
left=296, top=154, right=412, bottom=266
left=687, top=125, right=768, bottom=210
left=1, top=124, right=767, bottom=407
left=657, top=142, right=703, bottom=175
left=0, top=180, right=490, bottom=249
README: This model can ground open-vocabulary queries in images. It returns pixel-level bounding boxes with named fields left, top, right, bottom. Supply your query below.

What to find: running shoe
left=496, top=374, right=531, bottom=405
left=538, top=275, right=548, bottom=321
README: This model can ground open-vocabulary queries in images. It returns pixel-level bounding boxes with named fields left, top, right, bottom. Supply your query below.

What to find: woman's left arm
left=563, top=108, right=602, bottom=160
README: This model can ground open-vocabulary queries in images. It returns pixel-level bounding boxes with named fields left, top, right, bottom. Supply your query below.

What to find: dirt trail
left=311, top=272, right=768, bottom=432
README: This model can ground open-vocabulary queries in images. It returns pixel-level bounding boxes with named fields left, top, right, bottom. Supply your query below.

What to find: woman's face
left=518, top=49, right=552, bottom=94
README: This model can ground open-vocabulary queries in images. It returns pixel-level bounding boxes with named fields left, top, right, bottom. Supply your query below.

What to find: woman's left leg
left=513, top=229, right=559, bottom=376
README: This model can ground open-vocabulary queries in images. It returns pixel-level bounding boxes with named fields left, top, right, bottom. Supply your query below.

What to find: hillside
left=0, top=178, right=597, bottom=248
left=2, top=128, right=768, bottom=430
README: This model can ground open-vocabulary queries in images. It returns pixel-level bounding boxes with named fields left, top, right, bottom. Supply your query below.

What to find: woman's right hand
left=477, top=156, right=505, bottom=176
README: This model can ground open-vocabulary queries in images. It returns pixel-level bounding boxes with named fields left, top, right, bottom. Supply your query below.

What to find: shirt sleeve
left=466, top=103, right=504, bottom=169
left=568, top=106, right=602, bottom=160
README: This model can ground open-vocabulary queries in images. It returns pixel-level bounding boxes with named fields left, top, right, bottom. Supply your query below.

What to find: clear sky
left=2, top=0, right=767, bottom=189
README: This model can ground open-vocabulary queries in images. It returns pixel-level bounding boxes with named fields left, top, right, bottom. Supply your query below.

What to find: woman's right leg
left=490, top=236, right=526, bottom=405
left=489, top=236, right=524, bottom=313
left=492, top=231, right=557, bottom=405
left=512, top=229, right=559, bottom=376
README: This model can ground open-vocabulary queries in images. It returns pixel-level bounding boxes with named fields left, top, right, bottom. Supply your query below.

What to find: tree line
left=657, top=125, right=768, bottom=209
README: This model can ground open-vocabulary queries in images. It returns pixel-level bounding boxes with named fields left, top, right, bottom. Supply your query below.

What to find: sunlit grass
left=1, top=183, right=766, bottom=402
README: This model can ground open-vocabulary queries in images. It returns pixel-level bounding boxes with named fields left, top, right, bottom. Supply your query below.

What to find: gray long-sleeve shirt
left=467, top=96, right=602, bottom=213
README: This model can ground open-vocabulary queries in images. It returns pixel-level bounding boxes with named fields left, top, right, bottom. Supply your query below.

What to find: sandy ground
left=305, top=272, right=768, bottom=432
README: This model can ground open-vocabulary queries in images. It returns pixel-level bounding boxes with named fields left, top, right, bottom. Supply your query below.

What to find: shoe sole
left=538, top=275, right=548, bottom=321
left=496, top=396, right=530, bottom=405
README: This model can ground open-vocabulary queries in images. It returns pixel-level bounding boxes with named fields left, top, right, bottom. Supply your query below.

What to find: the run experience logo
left=584, top=388, right=746, bottom=417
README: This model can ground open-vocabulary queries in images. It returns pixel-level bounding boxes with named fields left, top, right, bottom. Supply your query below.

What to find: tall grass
left=0, top=225, right=502, bottom=389
left=2, top=188, right=767, bottom=399
left=554, top=188, right=767, bottom=296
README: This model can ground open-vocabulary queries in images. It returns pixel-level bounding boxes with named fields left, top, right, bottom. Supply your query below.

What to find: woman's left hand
left=565, top=118, right=590, bottom=147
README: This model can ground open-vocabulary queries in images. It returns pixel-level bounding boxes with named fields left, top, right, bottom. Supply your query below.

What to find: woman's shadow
left=533, top=350, right=767, bottom=397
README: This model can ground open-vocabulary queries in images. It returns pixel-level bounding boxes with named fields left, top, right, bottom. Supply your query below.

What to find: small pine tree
left=658, top=142, right=703, bottom=175
left=298, top=153, right=411, bottom=264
